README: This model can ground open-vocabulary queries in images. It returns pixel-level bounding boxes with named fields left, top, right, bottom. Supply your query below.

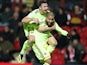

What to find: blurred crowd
left=0, top=0, right=87, bottom=64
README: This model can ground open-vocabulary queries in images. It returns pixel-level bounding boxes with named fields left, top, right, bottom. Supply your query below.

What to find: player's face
left=46, top=16, right=55, bottom=23
left=40, top=3, right=49, bottom=13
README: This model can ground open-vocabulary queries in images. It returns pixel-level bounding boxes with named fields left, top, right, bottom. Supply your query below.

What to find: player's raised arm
left=22, top=16, right=33, bottom=23
left=55, top=22, right=68, bottom=36
left=22, top=10, right=39, bottom=24
left=22, top=16, right=39, bottom=24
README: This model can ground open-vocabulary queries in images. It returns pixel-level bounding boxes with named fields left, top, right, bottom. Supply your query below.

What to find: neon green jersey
left=23, top=9, right=68, bottom=37
left=23, top=9, right=47, bottom=37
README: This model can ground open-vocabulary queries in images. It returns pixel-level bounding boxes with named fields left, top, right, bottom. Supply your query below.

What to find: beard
left=46, top=21, right=55, bottom=27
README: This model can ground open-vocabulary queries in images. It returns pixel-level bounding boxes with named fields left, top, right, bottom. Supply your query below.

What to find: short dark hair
left=38, top=1, right=47, bottom=7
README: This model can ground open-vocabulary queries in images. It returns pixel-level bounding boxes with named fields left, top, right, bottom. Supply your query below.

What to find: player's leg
left=32, top=35, right=51, bottom=65
left=41, top=36, right=58, bottom=65
left=32, top=44, right=51, bottom=65
left=43, top=36, right=57, bottom=65
left=16, top=40, right=30, bottom=63
left=21, top=34, right=35, bottom=54
left=17, top=35, right=35, bottom=63
left=20, top=34, right=35, bottom=55
left=47, top=36, right=58, bottom=53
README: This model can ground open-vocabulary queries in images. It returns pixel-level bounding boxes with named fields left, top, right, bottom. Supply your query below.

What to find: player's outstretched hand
left=67, top=34, right=72, bottom=40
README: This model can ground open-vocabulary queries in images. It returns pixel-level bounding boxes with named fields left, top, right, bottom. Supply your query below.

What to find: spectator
left=10, top=11, right=26, bottom=49
left=32, top=0, right=39, bottom=10
left=21, top=5, right=31, bottom=19
left=70, top=29, right=80, bottom=41
left=14, top=37, right=20, bottom=51
left=13, top=6, right=20, bottom=13
left=9, top=12, right=20, bottom=36
left=72, top=39, right=86, bottom=63
left=55, top=7, right=67, bottom=27
left=0, top=40, right=14, bottom=53
left=0, top=36, right=4, bottom=42
left=69, top=5, right=86, bottom=27
left=13, top=5, right=22, bottom=20
left=2, top=26, right=13, bottom=43
left=0, top=46, right=12, bottom=62
left=0, top=36, right=14, bottom=62
left=0, top=6, right=12, bottom=23
left=65, top=44, right=80, bottom=64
